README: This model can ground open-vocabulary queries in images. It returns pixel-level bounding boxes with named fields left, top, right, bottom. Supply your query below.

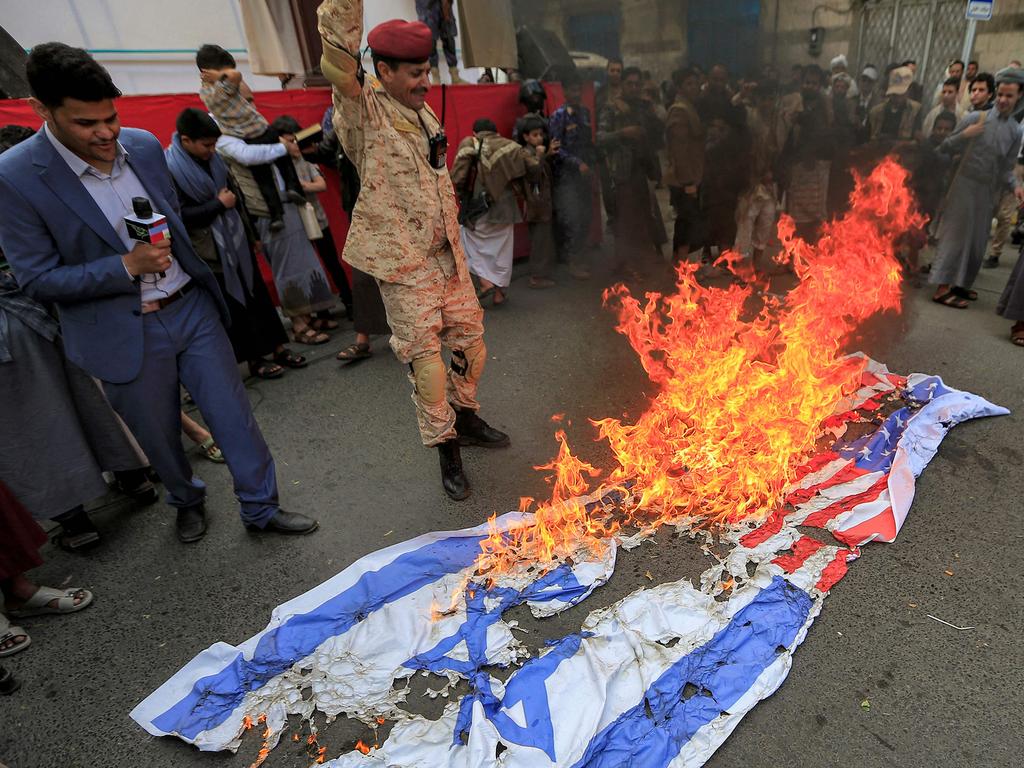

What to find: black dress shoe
left=983, top=256, right=999, bottom=269
left=437, top=439, right=470, bottom=500
left=455, top=409, right=511, bottom=449
left=53, top=506, right=100, bottom=552
left=245, top=510, right=319, bottom=535
left=115, top=469, right=159, bottom=507
left=0, top=666, right=20, bottom=695
left=176, top=505, right=208, bottom=543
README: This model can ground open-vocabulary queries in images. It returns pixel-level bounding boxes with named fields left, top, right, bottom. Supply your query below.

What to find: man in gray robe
left=930, top=70, right=1024, bottom=309
left=994, top=71, right=1024, bottom=345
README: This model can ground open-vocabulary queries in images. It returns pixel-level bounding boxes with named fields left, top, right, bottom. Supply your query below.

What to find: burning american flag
left=131, top=160, right=1007, bottom=766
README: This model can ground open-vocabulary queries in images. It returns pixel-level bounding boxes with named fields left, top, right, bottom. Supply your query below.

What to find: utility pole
left=960, top=18, right=977, bottom=63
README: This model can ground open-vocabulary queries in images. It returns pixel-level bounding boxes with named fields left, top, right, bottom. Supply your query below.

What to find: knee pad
left=451, top=339, right=486, bottom=383
left=410, top=352, right=447, bottom=406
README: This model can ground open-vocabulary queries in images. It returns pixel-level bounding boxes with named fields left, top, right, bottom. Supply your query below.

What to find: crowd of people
left=448, top=53, right=1023, bottom=333
left=1, top=0, right=1022, bottom=691
left=470, top=54, right=1024, bottom=336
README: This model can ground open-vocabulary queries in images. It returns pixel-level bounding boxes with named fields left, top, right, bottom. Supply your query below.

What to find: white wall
left=0, top=0, right=280, bottom=94
left=0, top=0, right=484, bottom=95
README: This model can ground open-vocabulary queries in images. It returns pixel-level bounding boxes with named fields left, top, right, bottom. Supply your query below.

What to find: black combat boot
left=455, top=408, right=511, bottom=448
left=437, top=439, right=470, bottom=501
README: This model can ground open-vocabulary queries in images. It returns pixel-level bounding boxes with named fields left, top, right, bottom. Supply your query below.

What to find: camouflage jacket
left=317, top=0, right=468, bottom=285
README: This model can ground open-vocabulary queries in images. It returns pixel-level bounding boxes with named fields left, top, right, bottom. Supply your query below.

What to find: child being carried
left=196, top=44, right=306, bottom=231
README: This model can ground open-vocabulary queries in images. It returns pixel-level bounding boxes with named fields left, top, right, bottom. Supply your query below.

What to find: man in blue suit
left=0, top=43, right=318, bottom=543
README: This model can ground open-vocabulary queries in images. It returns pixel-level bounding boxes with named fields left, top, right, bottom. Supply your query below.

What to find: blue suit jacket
left=0, top=127, right=229, bottom=384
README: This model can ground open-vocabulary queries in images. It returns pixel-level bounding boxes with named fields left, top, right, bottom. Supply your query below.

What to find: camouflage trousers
left=377, top=246, right=485, bottom=446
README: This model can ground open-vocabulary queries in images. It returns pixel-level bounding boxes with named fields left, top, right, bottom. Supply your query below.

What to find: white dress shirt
left=44, top=124, right=190, bottom=303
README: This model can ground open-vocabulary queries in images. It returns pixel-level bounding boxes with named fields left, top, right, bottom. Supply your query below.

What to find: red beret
left=367, top=20, right=434, bottom=61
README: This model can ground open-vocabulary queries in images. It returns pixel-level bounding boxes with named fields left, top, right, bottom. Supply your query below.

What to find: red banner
left=0, top=82, right=594, bottom=299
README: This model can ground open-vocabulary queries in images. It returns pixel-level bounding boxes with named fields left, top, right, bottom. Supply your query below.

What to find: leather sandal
left=273, top=349, right=308, bottom=369
left=248, top=360, right=285, bottom=380
left=952, top=286, right=978, bottom=301
left=292, top=328, right=330, bottom=345
left=932, top=290, right=968, bottom=309
left=336, top=342, right=371, bottom=361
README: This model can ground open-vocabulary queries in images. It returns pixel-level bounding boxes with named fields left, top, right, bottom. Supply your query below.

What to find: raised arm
left=317, top=0, right=364, bottom=99
left=939, top=111, right=982, bottom=155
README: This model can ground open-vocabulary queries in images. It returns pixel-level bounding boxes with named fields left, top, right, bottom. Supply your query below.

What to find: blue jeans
left=103, top=286, right=279, bottom=527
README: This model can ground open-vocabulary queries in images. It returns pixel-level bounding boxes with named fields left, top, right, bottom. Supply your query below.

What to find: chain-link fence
left=855, top=0, right=968, bottom=107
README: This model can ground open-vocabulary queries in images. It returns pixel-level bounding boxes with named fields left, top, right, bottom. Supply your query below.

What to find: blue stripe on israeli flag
left=568, top=576, right=812, bottom=768
left=150, top=533, right=488, bottom=739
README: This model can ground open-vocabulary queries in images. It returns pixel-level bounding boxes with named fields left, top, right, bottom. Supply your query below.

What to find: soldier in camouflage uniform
left=317, top=0, right=509, bottom=501
left=415, top=0, right=462, bottom=84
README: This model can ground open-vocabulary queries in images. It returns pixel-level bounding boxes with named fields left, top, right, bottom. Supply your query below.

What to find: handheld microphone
left=124, top=197, right=170, bottom=277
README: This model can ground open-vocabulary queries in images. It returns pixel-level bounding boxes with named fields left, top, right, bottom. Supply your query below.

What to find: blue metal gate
left=687, top=0, right=762, bottom=75
left=566, top=11, right=623, bottom=60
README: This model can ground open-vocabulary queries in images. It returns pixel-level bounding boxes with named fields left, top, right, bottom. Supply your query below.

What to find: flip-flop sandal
left=336, top=342, right=372, bottom=361
left=199, top=437, right=225, bottom=463
left=492, top=289, right=508, bottom=306
left=273, top=349, right=308, bottom=369
left=292, top=328, right=331, bottom=345
left=1012, top=325, right=1024, bottom=347
left=476, top=286, right=495, bottom=301
left=6, top=586, right=93, bottom=619
left=0, top=616, right=30, bottom=659
left=952, top=287, right=978, bottom=301
left=248, top=361, right=285, bottom=380
left=932, top=291, right=968, bottom=309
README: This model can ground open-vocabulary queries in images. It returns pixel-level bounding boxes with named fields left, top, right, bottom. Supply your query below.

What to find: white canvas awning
left=238, top=0, right=305, bottom=77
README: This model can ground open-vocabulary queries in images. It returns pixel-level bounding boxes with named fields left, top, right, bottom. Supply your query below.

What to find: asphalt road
left=1, top=238, right=1022, bottom=768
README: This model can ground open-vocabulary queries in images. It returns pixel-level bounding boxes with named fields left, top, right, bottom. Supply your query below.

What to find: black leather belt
left=141, top=281, right=195, bottom=314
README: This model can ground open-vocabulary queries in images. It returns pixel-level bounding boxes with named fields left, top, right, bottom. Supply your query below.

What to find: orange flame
left=474, top=158, right=920, bottom=575
left=249, top=745, right=270, bottom=768
left=355, top=739, right=371, bottom=754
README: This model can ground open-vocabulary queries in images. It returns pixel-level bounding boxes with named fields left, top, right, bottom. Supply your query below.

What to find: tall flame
left=476, top=158, right=921, bottom=574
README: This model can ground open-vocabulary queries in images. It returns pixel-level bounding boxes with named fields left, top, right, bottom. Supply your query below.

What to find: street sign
left=966, top=0, right=993, bottom=21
